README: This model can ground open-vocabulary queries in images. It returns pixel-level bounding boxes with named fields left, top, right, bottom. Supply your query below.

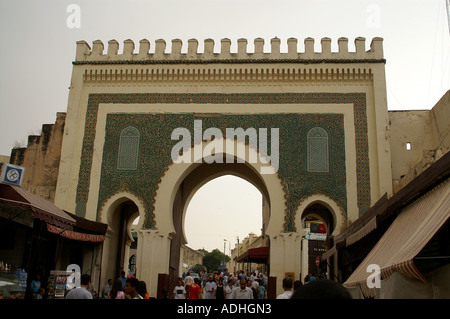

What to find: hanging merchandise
left=46, top=270, right=73, bottom=299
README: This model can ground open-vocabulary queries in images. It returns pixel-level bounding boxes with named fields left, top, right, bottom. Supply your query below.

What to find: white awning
left=343, top=178, right=450, bottom=298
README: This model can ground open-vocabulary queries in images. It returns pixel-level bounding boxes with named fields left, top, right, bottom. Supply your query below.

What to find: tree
left=202, top=249, right=230, bottom=271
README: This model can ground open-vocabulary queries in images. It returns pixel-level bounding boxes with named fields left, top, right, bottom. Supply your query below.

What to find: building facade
left=50, top=36, right=394, bottom=297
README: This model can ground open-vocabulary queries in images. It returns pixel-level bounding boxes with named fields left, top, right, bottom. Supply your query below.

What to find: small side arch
left=294, top=192, right=347, bottom=237
left=98, top=191, right=146, bottom=232
left=98, top=191, right=146, bottom=288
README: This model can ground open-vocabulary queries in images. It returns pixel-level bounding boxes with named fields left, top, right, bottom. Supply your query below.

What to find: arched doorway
left=184, top=175, right=263, bottom=252
left=168, top=160, right=271, bottom=292
left=98, top=195, right=144, bottom=288
left=293, top=194, right=346, bottom=284
left=112, top=201, right=138, bottom=277
left=144, top=138, right=288, bottom=297
left=301, top=203, right=334, bottom=280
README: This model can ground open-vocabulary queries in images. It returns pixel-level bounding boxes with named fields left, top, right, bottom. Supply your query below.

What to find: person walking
left=124, top=277, right=143, bottom=299
left=276, top=277, right=293, bottom=299
left=294, top=280, right=303, bottom=291
left=102, top=279, right=112, bottom=299
left=215, top=277, right=225, bottom=299
left=65, top=274, right=93, bottom=299
left=108, top=279, right=125, bottom=299
left=204, top=275, right=217, bottom=299
left=30, top=274, right=42, bottom=299
left=248, top=280, right=259, bottom=299
left=184, top=272, right=194, bottom=291
left=187, top=278, right=202, bottom=299
left=138, top=281, right=149, bottom=299
left=238, top=270, right=247, bottom=281
left=258, top=279, right=265, bottom=299
left=36, top=288, right=45, bottom=299
left=173, top=278, right=187, bottom=299
left=225, top=279, right=234, bottom=299
left=231, top=278, right=253, bottom=299
left=118, top=271, right=127, bottom=289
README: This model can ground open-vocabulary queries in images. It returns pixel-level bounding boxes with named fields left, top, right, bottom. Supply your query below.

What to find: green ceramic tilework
left=74, top=93, right=370, bottom=231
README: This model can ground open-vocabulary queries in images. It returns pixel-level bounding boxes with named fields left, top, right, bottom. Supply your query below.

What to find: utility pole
left=236, top=236, right=240, bottom=271
left=446, top=0, right=450, bottom=35
left=223, top=240, right=226, bottom=268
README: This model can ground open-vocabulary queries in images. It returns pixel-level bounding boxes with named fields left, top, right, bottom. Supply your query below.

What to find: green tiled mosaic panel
left=74, top=93, right=370, bottom=231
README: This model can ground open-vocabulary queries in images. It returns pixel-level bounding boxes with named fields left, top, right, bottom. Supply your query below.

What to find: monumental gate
left=54, top=36, right=393, bottom=297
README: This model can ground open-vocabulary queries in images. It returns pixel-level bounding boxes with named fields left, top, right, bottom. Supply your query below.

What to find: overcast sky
left=1, top=0, right=449, bottom=252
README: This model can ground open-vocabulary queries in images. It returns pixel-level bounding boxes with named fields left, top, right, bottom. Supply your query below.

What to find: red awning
left=0, top=184, right=76, bottom=230
left=235, top=246, right=269, bottom=263
left=47, top=224, right=105, bottom=242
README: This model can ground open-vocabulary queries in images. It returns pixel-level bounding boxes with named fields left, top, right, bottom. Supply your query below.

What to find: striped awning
left=0, top=184, right=76, bottom=230
left=346, top=216, right=377, bottom=246
left=46, top=224, right=105, bottom=242
left=343, top=178, right=450, bottom=298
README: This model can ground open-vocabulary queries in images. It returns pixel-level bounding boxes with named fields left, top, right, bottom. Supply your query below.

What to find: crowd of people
left=63, top=269, right=351, bottom=300
left=174, top=270, right=268, bottom=299
left=65, top=271, right=150, bottom=299
left=99, top=271, right=150, bottom=299
left=171, top=270, right=351, bottom=300
left=63, top=269, right=268, bottom=300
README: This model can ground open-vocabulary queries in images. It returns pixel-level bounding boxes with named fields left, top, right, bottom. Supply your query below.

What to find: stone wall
left=9, top=112, right=66, bottom=202
left=182, top=246, right=204, bottom=272
left=389, top=90, right=449, bottom=192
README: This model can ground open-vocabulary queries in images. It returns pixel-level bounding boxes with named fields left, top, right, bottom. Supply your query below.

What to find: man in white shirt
left=65, top=274, right=93, bottom=299
left=276, top=277, right=293, bottom=299
left=124, top=277, right=143, bottom=299
left=204, top=276, right=217, bottom=299
left=225, top=278, right=235, bottom=299
left=231, top=278, right=253, bottom=299
left=251, top=278, right=259, bottom=291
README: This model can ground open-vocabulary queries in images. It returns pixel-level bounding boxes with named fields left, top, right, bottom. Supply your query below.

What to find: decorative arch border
left=152, top=137, right=287, bottom=237
left=74, top=92, right=370, bottom=230
left=97, top=183, right=147, bottom=232
left=294, top=192, right=347, bottom=237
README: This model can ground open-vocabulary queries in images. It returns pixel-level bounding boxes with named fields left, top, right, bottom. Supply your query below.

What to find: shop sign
left=305, top=231, right=327, bottom=241
left=0, top=164, right=25, bottom=186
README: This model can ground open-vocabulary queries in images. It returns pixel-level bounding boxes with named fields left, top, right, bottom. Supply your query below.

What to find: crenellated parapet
left=74, top=37, right=384, bottom=64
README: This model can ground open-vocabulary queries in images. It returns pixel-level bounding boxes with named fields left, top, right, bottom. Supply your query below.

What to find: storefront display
left=0, top=266, right=26, bottom=299
left=46, top=270, right=73, bottom=299
left=1, top=184, right=107, bottom=299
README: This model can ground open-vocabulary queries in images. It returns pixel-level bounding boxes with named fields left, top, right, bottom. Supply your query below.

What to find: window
left=307, top=127, right=329, bottom=172
left=117, top=126, right=140, bottom=170
left=406, top=142, right=411, bottom=151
